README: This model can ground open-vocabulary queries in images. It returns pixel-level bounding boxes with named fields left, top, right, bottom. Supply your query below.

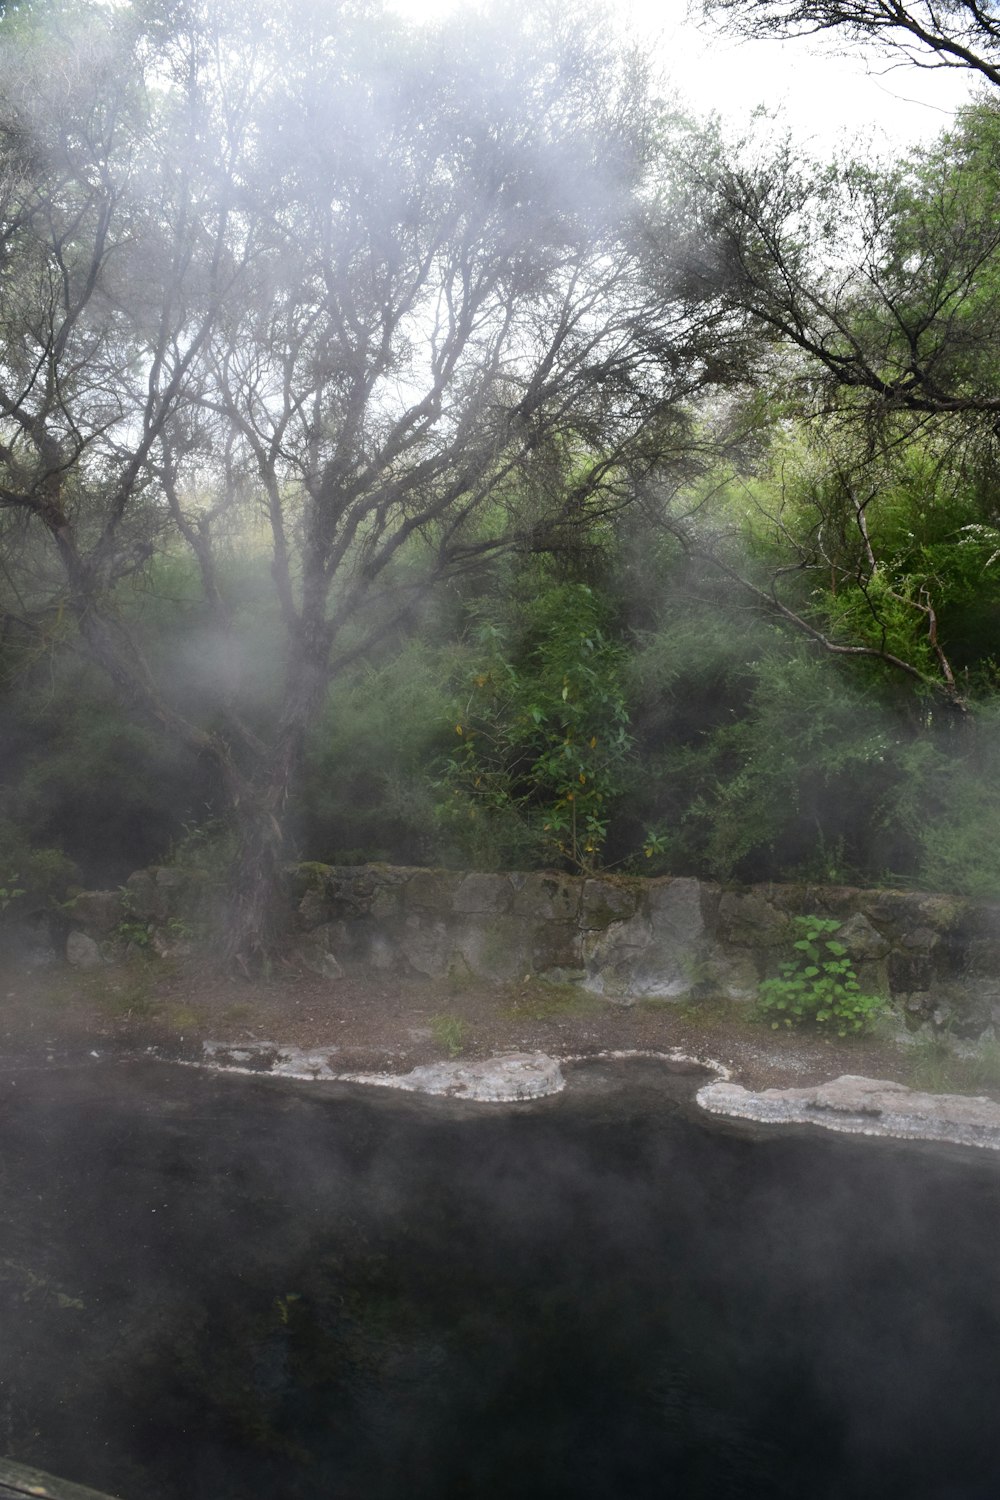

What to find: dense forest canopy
left=3, top=0, right=1000, bottom=962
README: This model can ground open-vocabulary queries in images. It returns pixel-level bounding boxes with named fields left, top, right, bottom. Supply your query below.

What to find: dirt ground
left=0, top=950, right=977, bottom=1097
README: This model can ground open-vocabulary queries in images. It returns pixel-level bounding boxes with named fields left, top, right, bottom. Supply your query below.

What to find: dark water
left=1, top=1055, right=999, bottom=1500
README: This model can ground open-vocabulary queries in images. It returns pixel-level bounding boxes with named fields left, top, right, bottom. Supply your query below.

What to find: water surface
left=0, top=1055, right=998, bottom=1499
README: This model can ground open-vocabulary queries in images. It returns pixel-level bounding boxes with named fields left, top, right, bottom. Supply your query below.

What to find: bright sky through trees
left=385, top=0, right=975, bottom=151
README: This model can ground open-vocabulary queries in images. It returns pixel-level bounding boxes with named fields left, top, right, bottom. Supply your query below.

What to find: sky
left=385, top=0, right=976, bottom=156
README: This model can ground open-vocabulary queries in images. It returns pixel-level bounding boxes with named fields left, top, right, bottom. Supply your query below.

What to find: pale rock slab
left=337, top=1052, right=564, bottom=1102
left=698, top=1073, right=1000, bottom=1151
left=202, top=1040, right=341, bottom=1080
left=199, top=1043, right=563, bottom=1102
left=66, top=930, right=102, bottom=969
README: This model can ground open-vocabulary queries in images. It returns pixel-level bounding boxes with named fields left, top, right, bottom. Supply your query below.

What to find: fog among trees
left=3, top=0, right=1000, bottom=963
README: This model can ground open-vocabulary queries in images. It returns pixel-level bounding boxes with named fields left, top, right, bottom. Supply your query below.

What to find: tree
left=0, top=0, right=736, bottom=963
left=703, top=0, right=1000, bottom=89
left=655, top=90, right=1000, bottom=707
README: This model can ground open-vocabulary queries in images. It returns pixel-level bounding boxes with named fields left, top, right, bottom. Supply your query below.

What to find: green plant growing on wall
left=755, top=916, right=885, bottom=1037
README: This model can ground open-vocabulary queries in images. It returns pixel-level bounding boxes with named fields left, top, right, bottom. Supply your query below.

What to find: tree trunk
left=219, top=633, right=329, bottom=970
left=222, top=797, right=290, bottom=972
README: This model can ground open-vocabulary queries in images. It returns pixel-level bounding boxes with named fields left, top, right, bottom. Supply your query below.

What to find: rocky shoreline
left=189, top=1039, right=1000, bottom=1151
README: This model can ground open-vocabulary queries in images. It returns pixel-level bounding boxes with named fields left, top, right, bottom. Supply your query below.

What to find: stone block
left=581, top=878, right=640, bottom=930
left=922, top=981, right=997, bottom=1038
left=511, top=872, right=581, bottom=922
left=296, top=920, right=346, bottom=980
left=370, top=884, right=404, bottom=921
left=531, top=921, right=584, bottom=975
left=67, top=930, right=102, bottom=969
left=287, top=862, right=336, bottom=899
left=865, top=889, right=965, bottom=936
left=404, top=870, right=463, bottom=914
left=298, top=887, right=331, bottom=932
left=453, top=916, right=532, bottom=983
left=852, top=958, right=890, bottom=999
left=836, top=912, right=891, bottom=962
left=888, top=948, right=935, bottom=995
left=900, top=926, right=941, bottom=952
left=647, top=878, right=706, bottom=944
left=368, top=931, right=397, bottom=971
left=964, top=937, right=1000, bottom=978
left=123, top=868, right=159, bottom=922
left=453, top=873, right=514, bottom=915
left=399, top=914, right=453, bottom=977
left=582, top=912, right=652, bottom=1000
left=696, top=946, right=761, bottom=1001
left=717, top=889, right=790, bottom=947
left=69, top=889, right=121, bottom=938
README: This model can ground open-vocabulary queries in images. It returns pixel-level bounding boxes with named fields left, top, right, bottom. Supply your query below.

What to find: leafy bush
left=0, top=820, right=78, bottom=915
left=755, top=916, right=885, bottom=1037
left=436, top=582, right=633, bottom=871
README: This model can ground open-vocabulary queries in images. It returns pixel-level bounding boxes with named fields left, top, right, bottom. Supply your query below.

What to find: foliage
left=755, top=916, right=885, bottom=1036
left=895, top=714, right=1000, bottom=897
left=0, top=876, right=25, bottom=913
left=435, top=582, right=633, bottom=871
left=706, top=1, right=1000, bottom=92
left=0, top=0, right=735, bottom=964
left=301, top=637, right=458, bottom=865
left=0, top=820, right=78, bottom=914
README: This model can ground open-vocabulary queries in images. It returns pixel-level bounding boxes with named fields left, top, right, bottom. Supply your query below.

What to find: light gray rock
left=511, top=872, right=581, bottom=923
left=836, top=912, right=891, bottom=961
left=901, top=925, right=941, bottom=952
left=630, top=878, right=710, bottom=999
left=582, top=911, right=652, bottom=1000
left=453, top=873, right=513, bottom=915
left=697, top=1073, right=1000, bottom=1151
left=399, top=914, right=452, bottom=977
left=150, top=929, right=193, bottom=961
left=343, top=1052, right=564, bottom=1102
left=580, top=879, right=711, bottom=1001
left=368, top=932, right=397, bottom=970
left=452, top=915, right=533, bottom=983
left=69, top=889, right=121, bottom=938
left=296, top=921, right=345, bottom=980
left=647, top=877, right=706, bottom=941
left=717, top=889, right=790, bottom=947
left=203, top=1041, right=340, bottom=1079
left=297, top=886, right=330, bottom=931
left=581, top=878, right=639, bottom=929
left=697, top=947, right=760, bottom=1001
left=199, top=1043, right=564, bottom=1102
left=123, top=868, right=159, bottom=922
left=404, top=870, right=462, bottom=913
left=66, top=930, right=102, bottom=969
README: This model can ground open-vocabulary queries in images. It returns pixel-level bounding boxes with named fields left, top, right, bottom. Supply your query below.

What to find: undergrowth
left=755, top=916, right=885, bottom=1038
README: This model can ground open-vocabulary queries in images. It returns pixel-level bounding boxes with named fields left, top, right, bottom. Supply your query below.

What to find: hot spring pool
left=1, top=1053, right=998, bottom=1499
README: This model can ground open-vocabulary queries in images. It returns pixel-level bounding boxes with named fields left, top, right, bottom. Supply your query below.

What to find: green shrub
left=0, top=821, right=78, bottom=913
left=436, top=582, right=633, bottom=872
left=755, top=916, right=885, bottom=1037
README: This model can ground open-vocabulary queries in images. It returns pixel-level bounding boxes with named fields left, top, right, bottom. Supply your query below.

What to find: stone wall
left=67, top=862, right=1000, bottom=1036
left=283, top=865, right=1000, bottom=1036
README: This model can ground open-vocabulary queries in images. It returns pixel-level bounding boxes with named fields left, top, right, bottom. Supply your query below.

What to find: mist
left=2, top=0, right=1000, bottom=1494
